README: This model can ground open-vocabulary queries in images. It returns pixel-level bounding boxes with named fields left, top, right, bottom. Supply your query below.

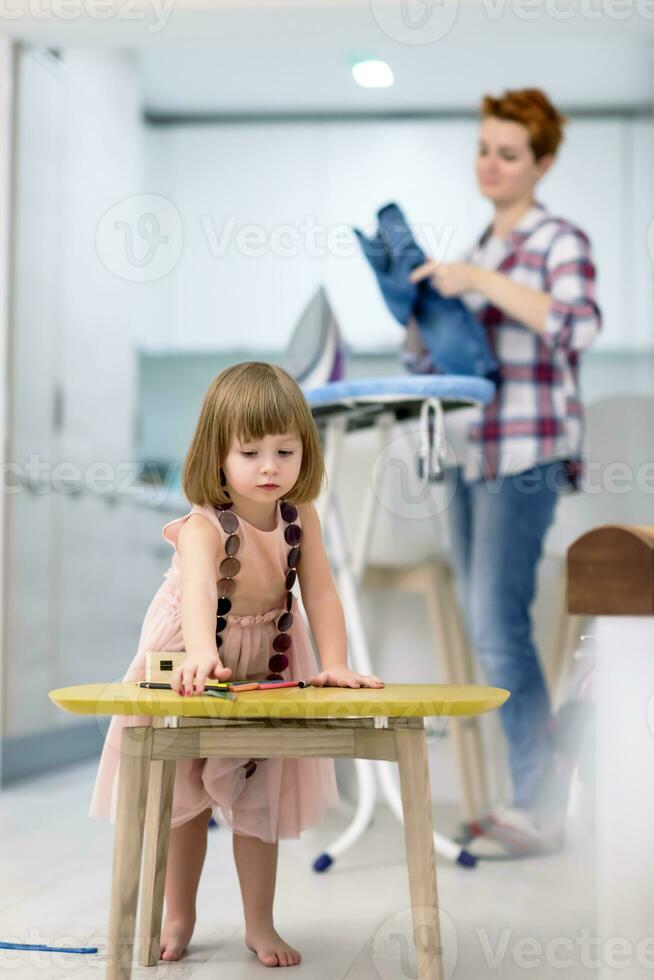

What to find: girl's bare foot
left=245, top=924, right=302, bottom=967
left=160, top=913, right=196, bottom=961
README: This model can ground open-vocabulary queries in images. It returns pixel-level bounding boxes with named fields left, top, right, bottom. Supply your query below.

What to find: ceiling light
left=352, top=60, right=394, bottom=89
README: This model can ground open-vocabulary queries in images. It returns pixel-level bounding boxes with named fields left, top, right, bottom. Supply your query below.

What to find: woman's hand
left=409, top=260, right=481, bottom=297
left=171, top=655, right=232, bottom=696
left=307, top=665, right=385, bottom=689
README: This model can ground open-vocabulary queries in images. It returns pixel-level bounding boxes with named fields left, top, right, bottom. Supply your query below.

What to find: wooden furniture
left=553, top=522, right=654, bottom=702
left=49, top=680, right=508, bottom=980
left=544, top=562, right=589, bottom=709
left=568, top=524, right=654, bottom=615
left=567, top=524, right=654, bottom=980
left=363, top=560, right=491, bottom=823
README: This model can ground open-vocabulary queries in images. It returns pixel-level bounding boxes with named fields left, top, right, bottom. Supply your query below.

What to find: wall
left=143, top=116, right=654, bottom=353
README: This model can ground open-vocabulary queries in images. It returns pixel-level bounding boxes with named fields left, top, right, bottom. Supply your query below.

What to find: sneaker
left=454, top=815, right=495, bottom=845
left=465, top=805, right=565, bottom=860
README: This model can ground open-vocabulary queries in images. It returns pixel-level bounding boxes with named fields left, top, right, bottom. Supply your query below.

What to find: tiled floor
left=0, top=758, right=596, bottom=979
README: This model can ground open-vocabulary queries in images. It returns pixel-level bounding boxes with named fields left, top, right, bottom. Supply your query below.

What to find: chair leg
left=395, top=721, right=444, bottom=980
left=138, top=759, right=176, bottom=966
left=546, top=560, right=570, bottom=703
left=367, top=561, right=491, bottom=823
left=555, top=611, right=588, bottom=709
left=547, top=561, right=588, bottom=710
left=426, top=562, right=491, bottom=822
left=107, top=726, right=153, bottom=980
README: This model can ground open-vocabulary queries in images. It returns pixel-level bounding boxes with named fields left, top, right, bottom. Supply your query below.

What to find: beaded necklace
left=215, top=499, right=302, bottom=678
left=214, top=498, right=302, bottom=780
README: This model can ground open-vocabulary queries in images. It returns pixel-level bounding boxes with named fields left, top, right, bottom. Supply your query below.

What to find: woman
left=410, top=88, right=602, bottom=858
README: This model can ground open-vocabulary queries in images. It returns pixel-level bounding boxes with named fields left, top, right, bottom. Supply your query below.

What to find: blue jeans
left=443, top=460, right=566, bottom=810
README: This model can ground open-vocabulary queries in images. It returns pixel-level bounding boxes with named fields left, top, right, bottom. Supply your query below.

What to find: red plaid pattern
left=459, top=201, right=602, bottom=489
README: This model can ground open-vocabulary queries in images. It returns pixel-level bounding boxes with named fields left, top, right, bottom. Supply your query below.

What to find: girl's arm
left=171, top=515, right=233, bottom=695
left=296, top=503, right=384, bottom=689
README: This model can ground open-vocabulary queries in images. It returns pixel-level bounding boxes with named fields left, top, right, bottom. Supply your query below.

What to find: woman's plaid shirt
left=459, top=200, right=602, bottom=490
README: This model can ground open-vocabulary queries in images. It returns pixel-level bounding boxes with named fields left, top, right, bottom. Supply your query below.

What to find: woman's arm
left=296, top=503, right=383, bottom=688
left=172, top=515, right=233, bottom=694
left=410, top=261, right=550, bottom=334
left=470, top=267, right=550, bottom=335
left=409, top=228, right=601, bottom=350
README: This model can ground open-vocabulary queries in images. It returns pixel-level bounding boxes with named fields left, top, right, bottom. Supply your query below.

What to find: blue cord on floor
left=2, top=822, right=223, bottom=954
left=0, top=942, right=98, bottom=954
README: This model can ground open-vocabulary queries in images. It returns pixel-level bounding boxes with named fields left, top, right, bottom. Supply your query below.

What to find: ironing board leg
left=395, top=721, right=444, bottom=980
left=107, top=726, right=153, bottom=980
left=138, top=758, right=176, bottom=966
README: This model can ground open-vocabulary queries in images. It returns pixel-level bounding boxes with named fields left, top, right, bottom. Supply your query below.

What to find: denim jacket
left=354, top=203, right=498, bottom=379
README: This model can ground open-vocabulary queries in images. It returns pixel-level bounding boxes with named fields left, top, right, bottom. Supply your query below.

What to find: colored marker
left=138, top=681, right=229, bottom=692
left=257, top=680, right=302, bottom=690
left=137, top=682, right=234, bottom=699
left=203, top=689, right=236, bottom=700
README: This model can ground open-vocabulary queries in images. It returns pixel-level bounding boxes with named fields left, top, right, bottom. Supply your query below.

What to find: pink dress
left=88, top=500, right=340, bottom=843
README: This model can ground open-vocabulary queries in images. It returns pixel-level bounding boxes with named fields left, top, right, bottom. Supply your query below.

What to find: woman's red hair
left=480, top=88, right=568, bottom=160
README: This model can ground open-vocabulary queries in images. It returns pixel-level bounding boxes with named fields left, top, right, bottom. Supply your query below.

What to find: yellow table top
left=49, top=682, right=509, bottom=720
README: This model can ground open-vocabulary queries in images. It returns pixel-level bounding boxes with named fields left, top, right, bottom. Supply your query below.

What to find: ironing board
left=49, top=682, right=508, bottom=980
left=302, top=374, right=496, bottom=869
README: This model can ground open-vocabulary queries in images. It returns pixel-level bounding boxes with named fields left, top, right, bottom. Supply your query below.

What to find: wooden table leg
left=138, top=759, right=176, bottom=966
left=106, top=726, right=153, bottom=980
left=440, top=566, right=491, bottom=822
left=395, top=720, right=444, bottom=980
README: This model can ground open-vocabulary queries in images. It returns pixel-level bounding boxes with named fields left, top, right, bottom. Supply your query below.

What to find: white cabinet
left=4, top=49, right=156, bottom=775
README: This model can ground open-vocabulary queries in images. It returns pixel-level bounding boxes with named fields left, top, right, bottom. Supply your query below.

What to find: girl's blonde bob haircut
left=182, top=362, right=326, bottom=507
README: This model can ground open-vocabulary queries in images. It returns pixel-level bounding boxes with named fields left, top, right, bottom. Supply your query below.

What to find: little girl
left=89, top=361, right=384, bottom=968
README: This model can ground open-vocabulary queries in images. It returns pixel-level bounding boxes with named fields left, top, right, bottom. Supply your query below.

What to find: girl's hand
left=307, top=665, right=385, bottom=689
left=409, top=260, right=480, bottom=297
left=171, top=655, right=232, bottom=696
